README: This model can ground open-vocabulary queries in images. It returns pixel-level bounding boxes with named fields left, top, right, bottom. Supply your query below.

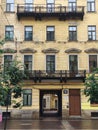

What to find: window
left=4, top=55, right=13, bottom=67
left=43, top=98, right=46, bottom=108
left=23, top=89, right=32, bottom=106
left=87, top=0, right=95, bottom=12
left=6, top=0, right=14, bottom=12
left=69, top=26, right=77, bottom=41
left=47, top=0, right=54, bottom=12
left=88, top=26, right=96, bottom=41
left=25, top=0, right=33, bottom=12
left=46, top=55, right=55, bottom=73
left=25, top=26, right=33, bottom=41
left=24, top=55, right=32, bottom=70
left=69, top=55, right=78, bottom=75
left=68, top=0, right=76, bottom=12
left=46, top=26, right=55, bottom=41
left=89, top=55, right=97, bottom=72
left=5, top=26, right=14, bottom=41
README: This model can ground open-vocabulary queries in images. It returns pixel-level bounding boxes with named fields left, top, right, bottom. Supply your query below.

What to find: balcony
left=17, top=4, right=84, bottom=20
left=23, top=70, right=86, bottom=83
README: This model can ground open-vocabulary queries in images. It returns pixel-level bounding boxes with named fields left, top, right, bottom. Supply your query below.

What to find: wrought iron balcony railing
left=17, top=4, right=84, bottom=20
left=23, top=70, right=86, bottom=83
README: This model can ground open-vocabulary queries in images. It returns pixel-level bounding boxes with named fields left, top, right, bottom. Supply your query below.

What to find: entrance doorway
left=40, top=90, right=62, bottom=117
left=69, top=89, right=81, bottom=116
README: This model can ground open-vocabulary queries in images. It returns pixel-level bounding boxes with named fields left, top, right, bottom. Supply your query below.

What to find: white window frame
left=23, top=54, right=33, bottom=71
left=88, top=54, right=98, bottom=72
left=6, top=0, right=14, bottom=12
left=45, top=54, right=56, bottom=73
left=87, top=0, right=95, bottom=12
left=68, top=54, right=79, bottom=71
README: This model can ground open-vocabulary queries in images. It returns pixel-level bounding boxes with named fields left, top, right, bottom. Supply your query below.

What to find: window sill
left=24, top=40, right=33, bottom=42
left=5, top=11, right=15, bottom=13
left=34, top=41, right=44, bottom=44
left=46, top=40, right=56, bottom=43
left=91, top=104, right=98, bottom=107
left=87, top=11, right=97, bottom=13
left=23, top=105, right=32, bottom=107
left=87, top=40, right=96, bottom=42
left=68, top=40, right=78, bottom=42
left=5, top=40, right=14, bottom=42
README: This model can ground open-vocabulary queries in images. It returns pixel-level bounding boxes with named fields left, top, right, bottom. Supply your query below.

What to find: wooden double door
left=69, top=89, right=81, bottom=116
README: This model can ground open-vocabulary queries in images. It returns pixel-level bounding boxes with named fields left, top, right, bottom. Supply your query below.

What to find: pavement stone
left=0, top=118, right=98, bottom=130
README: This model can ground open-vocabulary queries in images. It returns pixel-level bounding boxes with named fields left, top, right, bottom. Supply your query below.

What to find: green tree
left=0, top=39, right=25, bottom=130
left=0, top=59, right=25, bottom=106
left=0, top=59, right=25, bottom=130
left=84, top=69, right=98, bottom=104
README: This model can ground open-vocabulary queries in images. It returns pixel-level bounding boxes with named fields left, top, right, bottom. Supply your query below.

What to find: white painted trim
left=88, top=54, right=98, bottom=73
left=45, top=54, right=56, bottom=71
left=68, top=54, right=79, bottom=71
left=3, top=54, right=13, bottom=65
left=23, top=54, right=34, bottom=70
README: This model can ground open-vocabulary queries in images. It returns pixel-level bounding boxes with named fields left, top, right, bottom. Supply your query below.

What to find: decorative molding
left=79, top=41, right=87, bottom=44
left=58, top=41, right=67, bottom=44
left=46, top=40, right=56, bottom=43
left=42, top=48, right=59, bottom=53
left=3, top=48, right=17, bottom=53
left=84, top=48, right=98, bottom=53
left=19, top=48, right=37, bottom=53
left=65, top=48, right=82, bottom=53
left=34, top=41, right=44, bottom=44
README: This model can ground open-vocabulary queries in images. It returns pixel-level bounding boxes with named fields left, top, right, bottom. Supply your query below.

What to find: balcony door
left=89, top=55, right=97, bottom=72
left=24, top=55, right=32, bottom=71
left=47, top=0, right=54, bottom=12
left=25, top=0, right=33, bottom=12
left=46, top=55, right=55, bottom=73
left=68, top=0, right=76, bottom=12
left=4, top=55, right=13, bottom=67
left=69, top=55, right=78, bottom=76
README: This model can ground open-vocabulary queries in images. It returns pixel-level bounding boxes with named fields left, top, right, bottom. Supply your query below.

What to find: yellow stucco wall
left=0, top=0, right=98, bottom=117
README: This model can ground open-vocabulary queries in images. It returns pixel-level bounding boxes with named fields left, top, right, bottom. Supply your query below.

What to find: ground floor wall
left=1, top=83, right=98, bottom=119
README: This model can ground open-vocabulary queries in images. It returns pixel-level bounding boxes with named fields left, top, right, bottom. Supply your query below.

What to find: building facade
left=0, top=0, right=98, bottom=119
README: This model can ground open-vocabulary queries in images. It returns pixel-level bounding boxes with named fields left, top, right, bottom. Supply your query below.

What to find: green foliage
left=13, top=102, right=21, bottom=108
left=0, top=59, right=25, bottom=107
left=4, top=59, right=25, bottom=85
left=0, top=49, right=4, bottom=54
left=84, top=70, right=98, bottom=103
left=0, top=39, right=5, bottom=54
left=0, top=39, right=5, bottom=46
left=0, top=38, right=25, bottom=107
left=13, top=85, right=22, bottom=98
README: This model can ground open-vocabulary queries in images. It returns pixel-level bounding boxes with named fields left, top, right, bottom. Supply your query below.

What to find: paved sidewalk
left=0, top=118, right=65, bottom=130
left=0, top=118, right=98, bottom=130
